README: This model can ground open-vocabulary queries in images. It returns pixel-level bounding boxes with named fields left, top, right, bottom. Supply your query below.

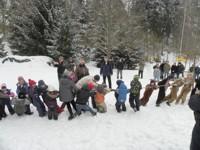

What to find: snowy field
left=0, top=56, right=194, bottom=150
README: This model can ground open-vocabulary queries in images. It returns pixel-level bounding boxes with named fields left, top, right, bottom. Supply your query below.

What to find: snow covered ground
left=0, top=56, right=195, bottom=150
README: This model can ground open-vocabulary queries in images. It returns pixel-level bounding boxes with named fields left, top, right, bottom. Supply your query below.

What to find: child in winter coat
left=28, top=79, right=46, bottom=117
left=16, top=76, right=33, bottom=115
left=176, top=73, right=194, bottom=104
left=12, top=92, right=31, bottom=116
left=0, top=83, right=15, bottom=115
left=115, top=80, right=129, bottom=113
left=129, top=75, right=142, bottom=111
left=45, top=85, right=59, bottom=120
left=75, top=83, right=97, bottom=116
left=0, top=90, right=8, bottom=119
left=140, top=79, right=157, bottom=106
left=164, top=78, right=184, bottom=106
left=94, top=84, right=110, bottom=113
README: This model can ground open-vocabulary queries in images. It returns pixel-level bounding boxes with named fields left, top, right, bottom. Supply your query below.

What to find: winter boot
left=53, top=111, right=58, bottom=120
left=166, top=102, right=171, bottom=106
left=48, top=110, right=53, bottom=120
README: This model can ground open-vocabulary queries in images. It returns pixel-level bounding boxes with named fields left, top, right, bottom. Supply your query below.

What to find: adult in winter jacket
left=129, top=75, right=142, bottom=111
left=177, top=62, right=185, bottom=78
left=156, top=77, right=171, bottom=106
left=116, top=59, right=124, bottom=79
left=115, top=80, right=129, bottom=112
left=16, top=76, right=33, bottom=115
left=140, top=80, right=157, bottom=106
left=28, top=79, right=46, bottom=117
left=54, top=56, right=66, bottom=81
left=100, top=58, right=113, bottom=88
left=159, top=62, right=165, bottom=79
left=76, top=83, right=97, bottom=116
left=176, top=73, right=194, bottom=104
left=164, top=78, right=184, bottom=106
left=59, top=72, right=78, bottom=120
left=194, top=66, right=200, bottom=79
left=188, top=88, right=200, bottom=150
left=75, top=58, right=89, bottom=81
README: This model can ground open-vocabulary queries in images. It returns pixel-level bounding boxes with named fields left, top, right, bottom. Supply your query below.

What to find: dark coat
left=156, top=78, right=169, bottom=105
left=100, top=62, right=113, bottom=76
left=45, top=92, right=58, bottom=109
left=75, top=64, right=89, bottom=80
left=76, top=89, right=91, bottom=105
left=59, top=77, right=77, bottom=103
left=55, top=62, right=65, bottom=76
left=188, top=94, right=200, bottom=150
left=171, top=65, right=177, bottom=74
left=16, top=82, right=29, bottom=96
left=116, top=61, right=124, bottom=70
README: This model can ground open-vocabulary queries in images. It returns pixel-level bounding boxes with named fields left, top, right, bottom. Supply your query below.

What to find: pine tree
left=9, top=0, right=72, bottom=58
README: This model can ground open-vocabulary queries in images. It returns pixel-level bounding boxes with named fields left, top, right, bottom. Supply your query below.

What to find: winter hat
left=150, top=79, right=156, bottom=84
left=38, top=80, right=47, bottom=89
left=82, top=83, right=88, bottom=90
left=134, top=75, right=139, bottom=80
left=28, top=79, right=36, bottom=87
left=1, top=83, right=7, bottom=89
left=88, top=82, right=94, bottom=90
left=116, top=80, right=123, bottom=86
left=63, top=69, right=70, bottom=77
left=47, top=85, right=57, bottom=92
left=18, top=76, right=25, bottom=81
left=94, top=75, right=100, bottom=82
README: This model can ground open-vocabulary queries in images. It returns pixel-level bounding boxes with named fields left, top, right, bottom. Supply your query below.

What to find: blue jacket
left=16, top=82, right=29, bottom=95
left=117, top=81, right=128, bottom=102
left=100, top=63, right=113, bottom=76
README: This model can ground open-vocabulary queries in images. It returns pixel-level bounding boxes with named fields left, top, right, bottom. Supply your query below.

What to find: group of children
left=0, top=68, right=197, bottom=121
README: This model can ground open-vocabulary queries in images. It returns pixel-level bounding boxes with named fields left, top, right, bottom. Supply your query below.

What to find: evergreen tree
left=9, top=0, right=72, bottom=58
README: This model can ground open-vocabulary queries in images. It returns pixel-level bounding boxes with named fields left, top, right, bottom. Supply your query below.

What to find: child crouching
left=75, top=83, right=97, bottom=116
left=12, top=92, right=31, bottom=116
left=45, top=85, right=59, bottom=120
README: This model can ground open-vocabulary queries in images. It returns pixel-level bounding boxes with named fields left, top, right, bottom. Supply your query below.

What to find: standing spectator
left=171, top=63, right=177, bottom=79
left=100, top=58, right=113, bottom=89
left=16, top=76, right=33, bottom=115
left=138, top=61, right=145, bottom=79
left=153, top=64, right=161, bottom=81
left=116, top=59, right=124, bottom=79
left=75, top=58, right=89, bottom=81
left=188, top=83, right=200, bottom=150
left=177, top=62, right=185, bottom=78
left=129, top=75, right=142, bottom=111
left=163, top=61, right=171, bottom=78
left=54, top=56, right=66, bottom=81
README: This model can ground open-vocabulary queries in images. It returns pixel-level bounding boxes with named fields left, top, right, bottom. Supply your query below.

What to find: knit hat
left=94, top=75, right=100, bottom=82
left=47, top=85, right=57, bottom=92
left=18, top=76, right=24, bottom=81
left=38, top=80, right=47, bottom=90
left=28, top=79, right=36, bottom=87
left=116, top=80, right=123, bottom=86
left=96, top=84, right=105, bottom=93
left=1, top=83, right=7, bottom=89
left=88, top=82, right=94, bottom=90
left=134, top=75, right=139, bottom=80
